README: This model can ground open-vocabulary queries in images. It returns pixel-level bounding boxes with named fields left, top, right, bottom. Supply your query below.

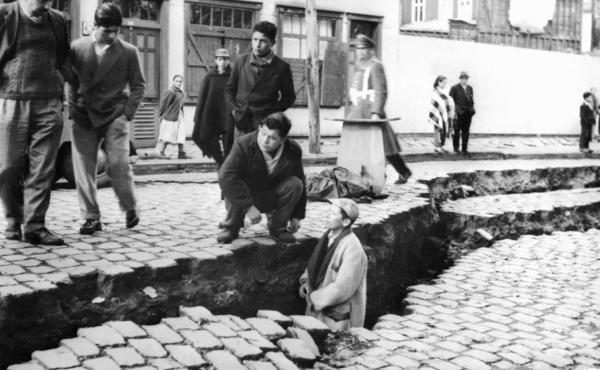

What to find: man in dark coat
left=225, top=21, right=296, bottom=138
left=449, top=71, right=475, bottom=154
left=218, top=112, right=306, bottom=244
left=580, top=92, right=595, bottom=153
left=0, top=0, right=73, bottom=245
left=192, top=48, right=233, bottom=165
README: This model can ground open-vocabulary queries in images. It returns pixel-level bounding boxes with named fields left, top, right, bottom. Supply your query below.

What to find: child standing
left=157, top=75, right=187, bottom=159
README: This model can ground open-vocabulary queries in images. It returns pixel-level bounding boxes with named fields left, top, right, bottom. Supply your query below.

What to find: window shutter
left=320, top=41, right=346, bottom=107
left=288, top=58, right=308, bottom=106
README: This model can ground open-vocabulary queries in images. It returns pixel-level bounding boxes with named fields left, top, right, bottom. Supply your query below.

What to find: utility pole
left=305, top=0, right=321, bottom=154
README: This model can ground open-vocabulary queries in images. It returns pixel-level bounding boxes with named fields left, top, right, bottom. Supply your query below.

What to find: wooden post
left=305, top=0, right=321, bottom=154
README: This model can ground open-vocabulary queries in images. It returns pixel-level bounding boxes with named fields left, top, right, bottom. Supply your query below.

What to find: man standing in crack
left=299, top=198, right=368, bottom=331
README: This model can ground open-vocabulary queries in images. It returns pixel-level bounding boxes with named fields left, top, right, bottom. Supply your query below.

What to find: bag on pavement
left=306, top=166, right=373, bottom=201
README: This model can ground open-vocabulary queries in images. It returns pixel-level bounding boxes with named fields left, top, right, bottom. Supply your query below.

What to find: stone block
left=203, top=322, right=238, bottom=338
left=32, top=347, right=80, bottom=369
left=82, top=356, right=121, bottom=370
left=143, top=323, right=184, bottom=344
left=180, top=329, right=223, bottom=350
left=0, top=285, right=33, bottom=297
left=7, top=362, right=46, bottom=370
left=106, top=320, right=147, bottom=338
left=257, top=310, right=293, bottom=328
left=289, top=315, right=330, bottom=344
left=265, top=351, right=301, bottom=370
left=246, top=318, right=287, bottom=340
left=217, top=314, right=251, bottom=331
left=222, top=337, right=263, bottom=360
left=239, top=330, right=279, bottom=351
left=277, top=338, right=317, bottom=368
left=287, top=327, right=319, bottom=357
left=129, top=338, right=168, bottom=358
left=385, top=354, right=420, bottom=368
left=204, top=350, right=247, bottom=370
left=243, top=360, right=279, bottom=370
left=60, top=337, right=100, bottom=357
left=180, top=305, right=216, bottom=324
left=451, top=356, right=492, bottom=370
left=162, top=316, right=200, bottom=331
left=349, top=327, right=382, bottom=342
left=105, top=347, right=146, bottom=367
left=165, top=344, right=207, bottom=368
left=77, top=325, right=126, bottom=347
left=149, top=357, right=185, bottom=370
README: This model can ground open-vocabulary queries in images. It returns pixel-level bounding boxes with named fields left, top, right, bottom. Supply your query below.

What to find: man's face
left=215, top=57, right=230, bottom=70
left=326, top=205, right=347, bottom=231
left=586, top=96, right=595, bottom=105
left=257, top=125, right=284, bottom=153
left=22, top=0, right=52, bottom=16
left=173, top=76, right=183, bottom=90
left=355, top=46, right=372, bottom=61
left=96, top=25, right=120, bottom=45
left=460, top=77, right=469, bottom=86
left=252, top=31, right=273, bottom=57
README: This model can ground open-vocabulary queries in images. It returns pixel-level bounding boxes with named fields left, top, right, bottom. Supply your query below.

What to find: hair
left=259, top=112, right=291, bottom=137
left=433, top=75, right=447, bottom=89
left=339, top=208, right=356, bottom=226
left=584, top=92, right=593, bottom=99
left=95, top=2, right=123, bottom=28
left=172, top=74, right=183, bottom=81
left=253, top=21, right=278, bottom=44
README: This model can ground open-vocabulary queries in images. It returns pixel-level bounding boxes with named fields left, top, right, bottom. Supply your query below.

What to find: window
left=349, top=19, right=378, bottom=41
left=412, top=0, right=425, bottom=23
left=280, top=12, right=337, bottom=60
left=457, top=0, right=473, bottom=20
left=109, top=0, right=159, bottom=21
left=438, top=0, right=453, bottom=20
left=190, top=4, right=254, bottom=29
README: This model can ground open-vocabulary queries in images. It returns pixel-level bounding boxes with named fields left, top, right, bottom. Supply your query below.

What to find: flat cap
left=355, top=34, right=375, bottom=49
left=328, top=198, right=360, bottom=222
left=215, top=48, right=230, bottom=58
left=459, top=71, right=469, bottom=79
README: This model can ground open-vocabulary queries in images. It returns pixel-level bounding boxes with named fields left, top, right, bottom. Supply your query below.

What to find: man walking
left=68, top=3, right=145, bottom=235
left=0, top=0, right=72, bottom=245
left=449, top=71, right=475, bottom=154
left=225, top=21, right=295, bottom=138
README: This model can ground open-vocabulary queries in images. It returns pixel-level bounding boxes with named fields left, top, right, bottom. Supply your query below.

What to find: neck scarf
left=307, top=227, right=352, bottom=291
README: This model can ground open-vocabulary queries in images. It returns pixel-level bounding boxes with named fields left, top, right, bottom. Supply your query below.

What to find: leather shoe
left=270, top=229, right=296, bottom=243
left=80, top=219, right=102, bottom=235
left=126, top=210, right=140, bottom=228
left=217, top=228, right=238, bottom=243
left=24, top=227, right=64, bottom=246
left=4, top=227, right=22, bottom=241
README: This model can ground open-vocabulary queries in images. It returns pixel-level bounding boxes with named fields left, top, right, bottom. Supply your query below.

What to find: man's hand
left=299, top=282, right=309, bottom=298
left=288, top=218, right=301, bottom=233
left=246, top=205, right=262, bottom=224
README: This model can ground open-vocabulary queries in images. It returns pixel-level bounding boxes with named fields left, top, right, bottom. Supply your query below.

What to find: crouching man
left=218, top=112, right=306, bottom=243
left=299, top=199, right=368, bottom=331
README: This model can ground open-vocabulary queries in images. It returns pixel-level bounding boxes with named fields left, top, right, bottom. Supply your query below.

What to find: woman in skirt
left=157, top=75, right=187, bottom=159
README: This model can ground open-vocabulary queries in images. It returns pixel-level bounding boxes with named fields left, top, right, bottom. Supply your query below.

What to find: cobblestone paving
left=340, top=230, right=600, bottom=370
left=442, top=188, right=600, bottom=216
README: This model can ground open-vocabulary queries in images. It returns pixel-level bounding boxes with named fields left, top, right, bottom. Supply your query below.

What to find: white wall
left=389, top=35, right=600, bottom=134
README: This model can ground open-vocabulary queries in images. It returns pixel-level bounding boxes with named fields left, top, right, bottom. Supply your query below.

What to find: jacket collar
left=249, top=130, right=292, bottom=178
left=90, top=37, right=124, bottom=88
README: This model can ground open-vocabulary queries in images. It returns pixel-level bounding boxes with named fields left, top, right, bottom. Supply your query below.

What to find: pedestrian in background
left=589, top=87, right=600, bottom=140
left=449, top=71, right=475, bottom=155
left=192, top=48, right=233, bottom=167
left=157, top=75, right=187, bottom=159
left=299, top=198, right=368, bottom=331
left=0, top=0, right=73, bottom=245
left=580, top=92, right=595, bottom=153
left=429, top=75, right=451, bottom=153
left=225, top=21, right=295, bottom=140
left=348, top=34, right=412, bottom=184
left=68, top=3, right=145, bottom=235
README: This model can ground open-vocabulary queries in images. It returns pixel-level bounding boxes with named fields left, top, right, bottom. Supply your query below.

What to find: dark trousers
left=580, top=123, right=593, bottom=149
left=221, top=176, right=303, bottom=232
left=0, top=98, right=63, bottom=233
left=453, top=113, right=473, bottom=152
left=386, top=154, right=412, bottom=177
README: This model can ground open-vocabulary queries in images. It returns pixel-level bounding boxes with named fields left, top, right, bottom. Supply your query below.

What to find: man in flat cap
left=193, top=48, right=234, bottom=166
left=225, top=21, right=296, bottom=140
left=347, top=34, right=412, bottom=184
left=299, top=198, right=368, bottom=331
left=449, top=71, right=475, bottom=154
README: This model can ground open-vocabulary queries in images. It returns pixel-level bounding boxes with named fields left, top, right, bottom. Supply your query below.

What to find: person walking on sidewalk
left=157, top=75, right=187, bottom=159
left=449, top=71, right=475, bottom=154
left=218, top=112, right=306, bottom=244
left=0, top=0, right=73, bottom=245
left=348, top=34, right=412, bottom=184
left=580, top=92, right=595, bottom=154
left=192, top=48, right=233, bottom=167
left=429, top=75, right=452, bottom=153
left=225, top=21, right=295, bottom=140
left=68, top=3, right=145, bottom=235
left=299, top=198, right=368, bottom=331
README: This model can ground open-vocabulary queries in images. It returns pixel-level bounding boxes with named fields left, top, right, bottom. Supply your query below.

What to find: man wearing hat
left=348, top=34, right=412, bottom=184
left=449, top=71, right=475, bottom=154
left=193, top=48, right=234, bottom=165
left=299, top=198, right=368, bottom=331
left=225, top=21, right=295, bottom=139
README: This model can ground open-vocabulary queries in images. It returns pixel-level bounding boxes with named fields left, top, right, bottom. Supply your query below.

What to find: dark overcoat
left=218, top=131, right=306, bottom=220
left=449, top=83, right=475, bottom=116
left=159, top=86, right=184, bottom=121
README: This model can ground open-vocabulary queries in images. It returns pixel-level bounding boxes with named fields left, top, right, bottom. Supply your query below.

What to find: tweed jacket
left=449, top=83, right=475, bottom=116
left=218, top=131, right=306, bottom=220
left=300, top=231, right=368, bottom=330
left=225, top=52, right=295, bottom=130
left=0, top=2, right=73, bottom=85
left=68, top=36, right=146, bottom=128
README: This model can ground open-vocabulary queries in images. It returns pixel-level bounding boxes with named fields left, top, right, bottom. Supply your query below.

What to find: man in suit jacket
left=449, top=71, right=475, bottom=154
left=0, top=0, right=72, bottom=245
left=68, top=3, right=145, bottom=235
left=225, top=21, right=296, bottom=138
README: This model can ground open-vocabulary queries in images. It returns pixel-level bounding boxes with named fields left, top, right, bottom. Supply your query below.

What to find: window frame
left=187, top=0, right=261, bottom=32
left=411, top=0, right=426, bottom=23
